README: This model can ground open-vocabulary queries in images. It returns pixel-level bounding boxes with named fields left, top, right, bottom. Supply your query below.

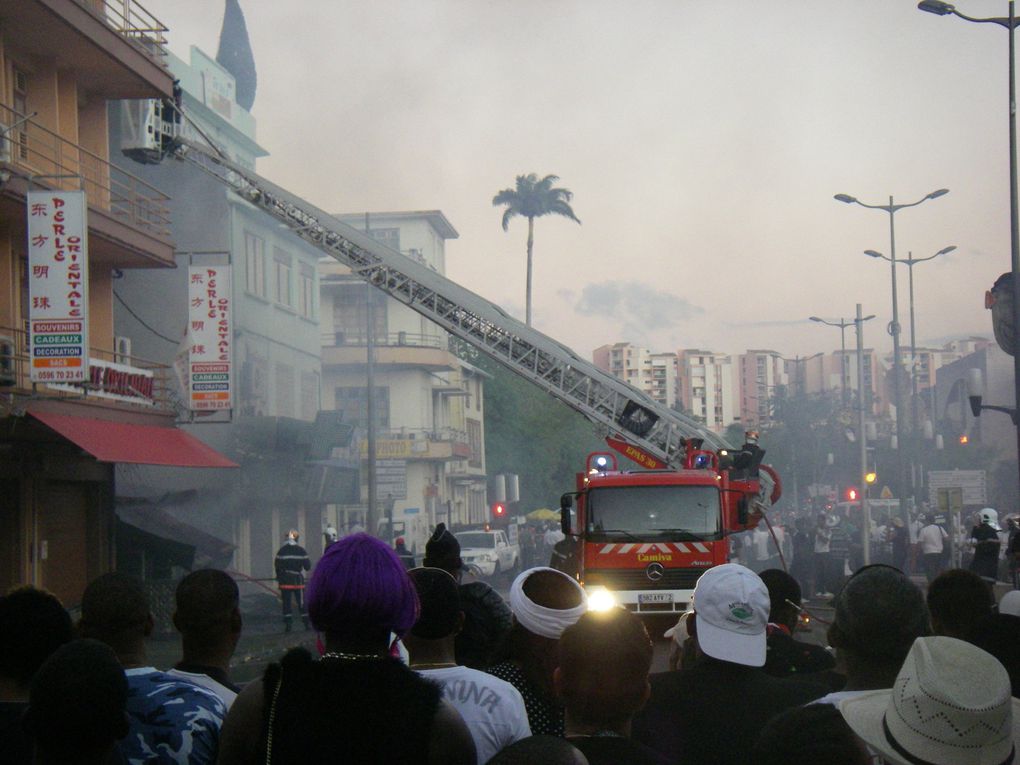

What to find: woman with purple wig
left=217, top=533, right=475, bottom=765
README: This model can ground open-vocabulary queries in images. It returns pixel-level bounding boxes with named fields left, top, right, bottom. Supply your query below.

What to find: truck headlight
left=587, top=587, right=617, bottom=612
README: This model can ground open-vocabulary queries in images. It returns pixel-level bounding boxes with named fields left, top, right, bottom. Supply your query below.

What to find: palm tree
left=492, top=173, right=581, bottom=326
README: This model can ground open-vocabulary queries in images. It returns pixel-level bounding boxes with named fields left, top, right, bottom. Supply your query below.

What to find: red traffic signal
left=492, top=502, right=506, bottom=518
left=846, top=487, right=858, bottom=501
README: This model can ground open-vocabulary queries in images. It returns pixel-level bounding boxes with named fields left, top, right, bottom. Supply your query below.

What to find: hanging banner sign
left=27, top=191, right=89, bottom=383
left=47, top=357, right=155, bottom=406
left=187, top=266, right=232, bottom=410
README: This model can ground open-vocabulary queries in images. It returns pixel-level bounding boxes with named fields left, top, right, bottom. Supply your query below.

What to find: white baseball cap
left=692, top=563, right=769, bottom=667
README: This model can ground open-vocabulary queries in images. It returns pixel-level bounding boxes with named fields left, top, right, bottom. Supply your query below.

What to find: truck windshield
left=586, top=485, right=721, bottom=538
left=456, top=532, right=496, bottom=548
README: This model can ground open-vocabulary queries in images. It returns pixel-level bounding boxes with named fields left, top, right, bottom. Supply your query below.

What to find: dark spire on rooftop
left=216, top=0, right=257, bottom=111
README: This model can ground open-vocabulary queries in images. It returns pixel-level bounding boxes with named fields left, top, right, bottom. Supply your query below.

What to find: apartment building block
left=737, top=350, right=787, bottom=428
left=677, top=349, right=736, bottom=432
left=592, top=342, right=679, bottom=409
left=321, top=211, right=489, bottom=550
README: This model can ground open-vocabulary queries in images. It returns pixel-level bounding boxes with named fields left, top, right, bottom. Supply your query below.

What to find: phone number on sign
left=35, top=369, right=85, bottom=382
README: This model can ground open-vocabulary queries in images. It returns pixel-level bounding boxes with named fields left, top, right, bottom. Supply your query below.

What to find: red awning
left=30, top=411, right=239, bottom=468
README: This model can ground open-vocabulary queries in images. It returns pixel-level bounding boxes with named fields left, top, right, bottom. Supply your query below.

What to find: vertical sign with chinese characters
left=28, top=191, right=89, bottom=383
left=187, top=266, right=233, bottom=410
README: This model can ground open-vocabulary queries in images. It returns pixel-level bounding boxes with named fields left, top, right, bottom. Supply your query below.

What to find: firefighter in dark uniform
left=394, top=537, right=415, bottom=570
left=274, top=529, right=311, bottom=632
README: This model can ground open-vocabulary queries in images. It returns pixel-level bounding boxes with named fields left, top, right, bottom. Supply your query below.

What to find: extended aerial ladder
left=137, top=102, right=771, bottom=497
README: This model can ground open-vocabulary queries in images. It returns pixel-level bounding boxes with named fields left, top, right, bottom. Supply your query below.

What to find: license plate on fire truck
left=638, top=593, right=673, bottom=605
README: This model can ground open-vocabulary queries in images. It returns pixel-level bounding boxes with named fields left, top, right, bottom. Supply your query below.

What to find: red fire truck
left=558, top=438, right=779, bottom=614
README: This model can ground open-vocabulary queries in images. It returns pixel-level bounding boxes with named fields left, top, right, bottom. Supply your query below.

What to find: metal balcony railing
left=79, top=0, right=169, bottom=61
left=0, top=324, right=176, bottom=411
left=322, top=331, right=446, bottom=350
left=0, top=104, right=171, bottom=239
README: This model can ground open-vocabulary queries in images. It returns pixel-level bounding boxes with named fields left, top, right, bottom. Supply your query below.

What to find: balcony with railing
left=321, top=330, right=460, bottom=371
left=0, top=104, right=173, bottom=265
left=363, top=426, right=472, bottom=461
left=0, top=324, right=177, bottom=414
left=6, top=1, right=172, bottom=100
left=83, top=0, right=169, bottom=62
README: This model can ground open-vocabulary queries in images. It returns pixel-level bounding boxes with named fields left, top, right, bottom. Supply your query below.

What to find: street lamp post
left=904, top=247, right=958, bottom=437
left=918, top=0, right=1020, bottom=534
left=863, top=245, right=957, bottom=498
left=854, top=305, right=877, bottom=565
left=809, top=316, right=860, bottom=407
left=834, top=188, right=949, bottom=510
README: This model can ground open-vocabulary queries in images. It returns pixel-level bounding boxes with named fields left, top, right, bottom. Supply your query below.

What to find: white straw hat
left=999, top=590, right=1020, bottom=618
left=840, top=636, right=1020, bottom=765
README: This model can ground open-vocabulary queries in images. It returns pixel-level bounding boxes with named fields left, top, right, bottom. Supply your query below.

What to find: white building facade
left=319, top=211, right=488, bottom=552
left=677, top=349, right=737, bottom=432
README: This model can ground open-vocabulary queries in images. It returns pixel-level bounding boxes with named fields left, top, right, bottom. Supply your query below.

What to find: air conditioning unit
left=0, top=335, right=16, bottom=386
left=119, top=99, right=163, bottom=165
left=114, top=335, right=132, bottom=365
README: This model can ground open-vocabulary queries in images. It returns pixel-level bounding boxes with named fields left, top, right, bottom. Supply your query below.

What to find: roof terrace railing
left=79, top=0, right=169, bottom=62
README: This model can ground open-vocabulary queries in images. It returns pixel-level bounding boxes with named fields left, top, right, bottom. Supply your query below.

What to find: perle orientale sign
left=187, top=266, right=232, bottom=411
left=27, top=191, right=89, bottom=383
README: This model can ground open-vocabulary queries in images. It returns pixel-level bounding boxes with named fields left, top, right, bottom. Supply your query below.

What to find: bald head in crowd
left=556, top=607, right=652, bottom=735
left=77, top=572, right=153, bottom=664
left=174, top=569, right=242, bottom=662
left=828, top=565, right=930, bottom=690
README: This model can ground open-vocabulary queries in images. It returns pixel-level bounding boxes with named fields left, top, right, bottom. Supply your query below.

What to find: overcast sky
left=145, top=0, right=1008, bottom=362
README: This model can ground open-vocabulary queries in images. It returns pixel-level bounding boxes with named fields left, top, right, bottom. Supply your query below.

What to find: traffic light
left=865, top=472, right=877, bottom=485
left=492, top=502, right=506, bottom=519
left=846, top=487, right=858, bottom=501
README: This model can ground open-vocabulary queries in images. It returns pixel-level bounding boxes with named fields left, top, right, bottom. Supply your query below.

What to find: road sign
left=376, top=459, right=407, bottom=500
left=880, top=486, right=893, bottom=500
left=927, top=470, right=986, bottom=507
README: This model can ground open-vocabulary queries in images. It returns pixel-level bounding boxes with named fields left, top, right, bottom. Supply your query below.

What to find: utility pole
left=856, top=303, right=871, bottom=566
left=365, top=212, right=378, bottom=537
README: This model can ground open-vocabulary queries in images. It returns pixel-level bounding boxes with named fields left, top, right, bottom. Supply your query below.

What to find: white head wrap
left=508, top=567, right=588, bottom=640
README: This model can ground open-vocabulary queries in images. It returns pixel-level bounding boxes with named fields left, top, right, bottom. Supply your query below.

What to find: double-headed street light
left=864, top=245, right=958, bottom=439
left=776, top=352, right=824, bottom=398
left=834, top=188, right=949, bottom=509
left=809, top=316, right=873, bottom=407
left=918, top=0, right=1020, bottom=534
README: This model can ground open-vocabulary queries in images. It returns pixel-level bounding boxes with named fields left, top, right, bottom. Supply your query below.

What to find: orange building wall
left=88, top=264, right=112, bottom=352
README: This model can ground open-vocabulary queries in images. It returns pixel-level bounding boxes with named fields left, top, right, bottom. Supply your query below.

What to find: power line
left=113, top=289, right=179, bottom=345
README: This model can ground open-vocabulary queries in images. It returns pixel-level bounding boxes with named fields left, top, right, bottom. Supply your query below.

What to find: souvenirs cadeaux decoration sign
left=27, top=191, right=89, bottom=383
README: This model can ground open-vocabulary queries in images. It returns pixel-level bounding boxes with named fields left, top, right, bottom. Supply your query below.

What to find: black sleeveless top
left=258, top=648, right=442, bottom=764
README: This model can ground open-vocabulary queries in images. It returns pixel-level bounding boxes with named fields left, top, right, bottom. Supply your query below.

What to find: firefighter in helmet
left=274, top=529, right=311, bottom=632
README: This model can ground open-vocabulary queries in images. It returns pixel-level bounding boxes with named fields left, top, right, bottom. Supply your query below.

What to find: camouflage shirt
left=121, top=667, right=226, bottom=765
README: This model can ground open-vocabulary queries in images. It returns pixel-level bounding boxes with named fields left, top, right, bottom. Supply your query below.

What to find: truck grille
left=584, top=567, right=706, bottom=591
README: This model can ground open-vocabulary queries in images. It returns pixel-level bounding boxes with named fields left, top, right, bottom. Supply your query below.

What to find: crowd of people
left=3, top=519, right=1020, bottom=764
left=737, top=503, right=1020, bottom=598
